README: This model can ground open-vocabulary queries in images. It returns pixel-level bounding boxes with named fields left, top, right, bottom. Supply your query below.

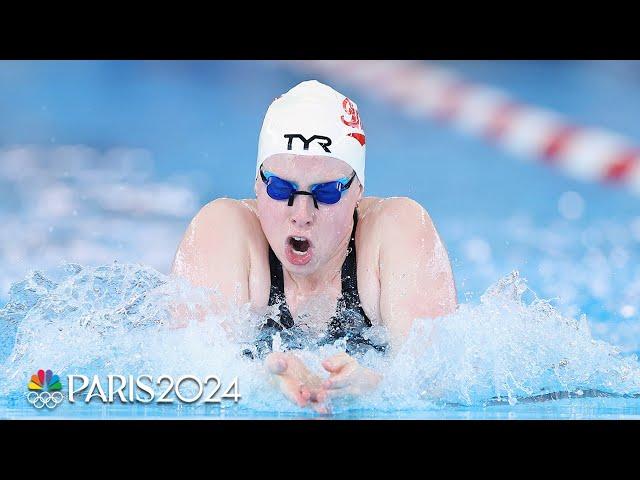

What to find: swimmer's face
left=255, top=154, right=363, bottom=275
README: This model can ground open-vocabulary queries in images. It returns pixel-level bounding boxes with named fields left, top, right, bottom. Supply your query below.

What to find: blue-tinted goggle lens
left=265, top=175, right=297, bottom=200
left=261, top=168, right=355, bottom=206
left=311, top=181, right=344, bottom=204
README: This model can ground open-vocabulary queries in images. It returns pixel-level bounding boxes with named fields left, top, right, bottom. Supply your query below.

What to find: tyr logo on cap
left=284, top=134, right=332, bottom=153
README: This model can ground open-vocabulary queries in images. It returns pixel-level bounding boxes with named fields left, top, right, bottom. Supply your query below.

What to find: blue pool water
left=1, top=60, right=640, bottom=419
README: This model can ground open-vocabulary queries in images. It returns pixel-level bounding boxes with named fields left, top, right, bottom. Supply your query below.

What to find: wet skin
left=171, top=154, right=457, bottom=413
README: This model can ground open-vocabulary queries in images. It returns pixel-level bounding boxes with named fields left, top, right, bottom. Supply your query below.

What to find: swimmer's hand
left=265, top=352, right=330, bottom=414
left=318, top=353, right=382, bottom=402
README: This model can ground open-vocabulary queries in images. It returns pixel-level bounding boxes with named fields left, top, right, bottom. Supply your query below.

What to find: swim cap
left=256, top=80, right=366, bottom=186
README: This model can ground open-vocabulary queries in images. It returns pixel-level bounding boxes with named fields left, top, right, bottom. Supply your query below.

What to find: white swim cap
left=256, top=80, right=366, bottom=187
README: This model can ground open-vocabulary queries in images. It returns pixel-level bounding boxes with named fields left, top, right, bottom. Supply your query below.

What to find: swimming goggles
left=259, top=166, right=356, bottom=209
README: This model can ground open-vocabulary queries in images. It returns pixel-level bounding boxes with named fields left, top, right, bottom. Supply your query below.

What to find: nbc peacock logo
left=26, top=369, right=65, bottom=409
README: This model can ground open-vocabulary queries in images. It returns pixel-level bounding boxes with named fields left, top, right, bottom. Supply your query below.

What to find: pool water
left=1, top=60, right=640, bottom=419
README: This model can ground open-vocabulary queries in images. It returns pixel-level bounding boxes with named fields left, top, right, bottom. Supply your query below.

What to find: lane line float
left=280, top=60, right=640, bottom=196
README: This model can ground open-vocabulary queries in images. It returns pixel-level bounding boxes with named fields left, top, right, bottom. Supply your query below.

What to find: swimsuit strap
left=266, top=209, right=370, bottom=328
left=338, top=209, right=372, bottom=327
left=267, top=243, right=294, bottom=329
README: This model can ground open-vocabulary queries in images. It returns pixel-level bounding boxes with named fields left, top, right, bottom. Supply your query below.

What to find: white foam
left=2, top=265, right=639, bottom=413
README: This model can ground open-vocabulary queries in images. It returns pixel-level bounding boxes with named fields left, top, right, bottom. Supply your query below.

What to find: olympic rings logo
left=26, top=391, right=65, bottom=409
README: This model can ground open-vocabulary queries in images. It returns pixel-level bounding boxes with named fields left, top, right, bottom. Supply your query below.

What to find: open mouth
left=288, top=236, right=311, bottom=255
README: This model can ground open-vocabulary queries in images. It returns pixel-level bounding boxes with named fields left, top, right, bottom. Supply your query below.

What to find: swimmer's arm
left=170, top=199, right=251, bottom=322
left=377, top=198, right=458, bottom=350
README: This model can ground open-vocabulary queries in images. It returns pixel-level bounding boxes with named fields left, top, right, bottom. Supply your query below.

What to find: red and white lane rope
left=281, top=60, right=640, bottom=196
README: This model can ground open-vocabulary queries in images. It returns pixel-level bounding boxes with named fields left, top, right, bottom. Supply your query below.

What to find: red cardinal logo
left=341, top=97, right=365, bottom=146
left=341, top=97, right=362, bottom=129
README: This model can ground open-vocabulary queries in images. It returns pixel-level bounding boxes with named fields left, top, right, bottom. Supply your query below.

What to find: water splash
left=1, top=263, right=639, bottom=414
left=378, top=271, right=640, bottom=408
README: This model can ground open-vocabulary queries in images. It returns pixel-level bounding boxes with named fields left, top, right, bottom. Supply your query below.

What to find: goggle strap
left=343, top=171, right=357, bottom=190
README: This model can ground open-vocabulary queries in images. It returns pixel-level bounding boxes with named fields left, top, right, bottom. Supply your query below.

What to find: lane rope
left=281, top=60, right=640, bottom=196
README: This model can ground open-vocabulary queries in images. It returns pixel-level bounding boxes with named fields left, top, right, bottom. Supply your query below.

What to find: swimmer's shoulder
left=175, top=198, right=243, bottom=265
left=174, top=198, right=267, bottom=268
left=191, top=197, right=269, bottom=254
left=173, top=198, right=270, bottom=305
left=196, top=197, right=255, bottom=220
left=194, top=198, right=263, bottom=237
left=354, top=196, right=441, bottom=323
left=357, top=196, right=383, bottom=218
left=359, top=195, right=430, bottom=217
left=356, top=196, right=437, bottom=244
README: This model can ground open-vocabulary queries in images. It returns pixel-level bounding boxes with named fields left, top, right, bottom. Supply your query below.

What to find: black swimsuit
left=242, top=209, right=387, bottom=359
